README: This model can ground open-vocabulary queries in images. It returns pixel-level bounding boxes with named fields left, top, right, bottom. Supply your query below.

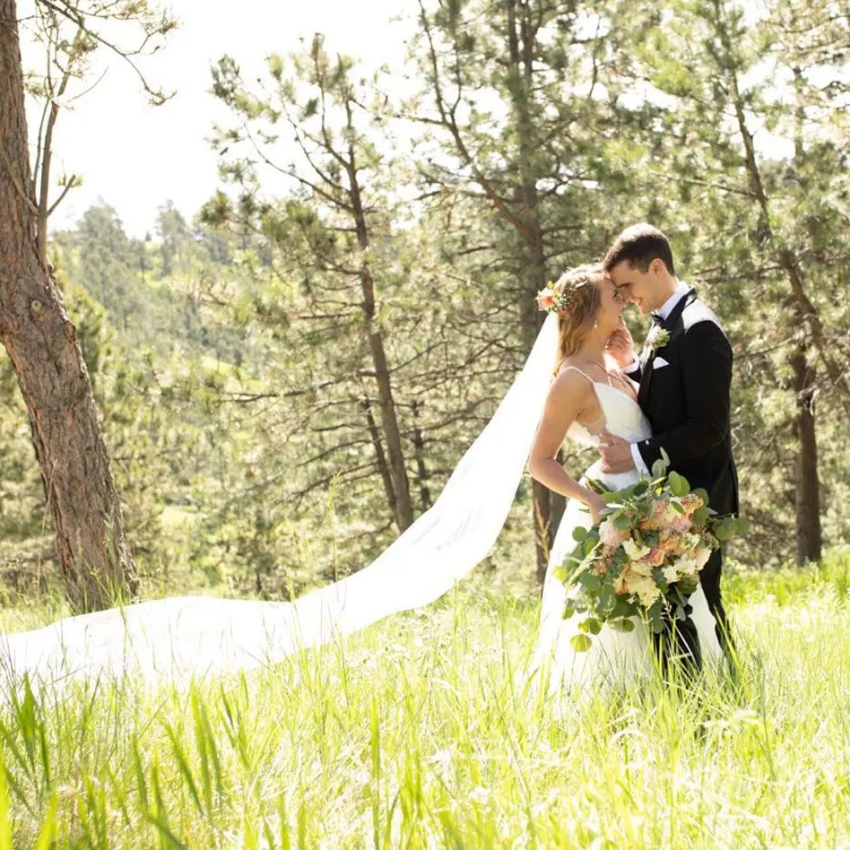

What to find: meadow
left=1, top=554, right=850, bottom=848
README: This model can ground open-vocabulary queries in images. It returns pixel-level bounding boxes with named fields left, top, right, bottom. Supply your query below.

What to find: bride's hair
left=551, top=263, right=606, bottom=375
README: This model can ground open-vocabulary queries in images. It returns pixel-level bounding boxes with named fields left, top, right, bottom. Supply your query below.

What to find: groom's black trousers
left=653, top=547, right=733, bottom=676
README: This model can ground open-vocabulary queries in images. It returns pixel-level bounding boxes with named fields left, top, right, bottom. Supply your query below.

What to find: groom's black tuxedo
left=629, top=288, right=739, bottom=667
left=632, top=289, right=739, bottom=518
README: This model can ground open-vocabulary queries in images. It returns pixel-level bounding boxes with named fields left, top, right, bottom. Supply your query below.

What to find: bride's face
left=597, top=276, right=627, bottom=331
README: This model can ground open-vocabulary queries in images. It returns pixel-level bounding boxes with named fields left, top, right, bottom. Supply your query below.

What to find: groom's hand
left=598, top=431, right=636, bottom=474
left=605, top=326, right=636, bottom=369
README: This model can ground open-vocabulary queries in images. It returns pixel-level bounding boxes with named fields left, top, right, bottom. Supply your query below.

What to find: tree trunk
left=0, top=0, right=137, bottom=610
left=347, top=154, right=414, bottom=531
left=789, top=345, right=822, bottom=564
left=506, top=0, right=563, bottom=583
left=410, top=401, right=432, bottom=511
left=361, top=397, right=398, bottom=522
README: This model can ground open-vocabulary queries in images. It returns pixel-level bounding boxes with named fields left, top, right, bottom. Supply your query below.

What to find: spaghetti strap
left=558, top=366, right=606, bottom=434
left=558, top=365, right=597, bottom=384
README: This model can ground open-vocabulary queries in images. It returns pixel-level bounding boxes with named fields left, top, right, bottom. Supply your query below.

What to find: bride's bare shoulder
left=549, top=364, right=595, bottom=399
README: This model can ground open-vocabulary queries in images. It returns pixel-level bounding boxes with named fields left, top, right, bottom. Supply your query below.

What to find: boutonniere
left=646, top=326, right=670, bottom=353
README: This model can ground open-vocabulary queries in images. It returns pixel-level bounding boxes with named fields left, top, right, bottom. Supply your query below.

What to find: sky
left=19, top=0, right=414, bottom=237
left=18, top=1, right=814, bottom=240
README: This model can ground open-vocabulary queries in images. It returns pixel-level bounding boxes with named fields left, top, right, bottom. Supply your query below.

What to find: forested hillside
left=1, top=0, right=848, bottom=605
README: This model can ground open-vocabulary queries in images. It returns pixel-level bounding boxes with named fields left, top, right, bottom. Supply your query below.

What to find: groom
left=598, top=223, right=739, bottom=673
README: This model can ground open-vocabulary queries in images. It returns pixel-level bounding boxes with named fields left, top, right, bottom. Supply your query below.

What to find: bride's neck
left=576, top=333, right=608, bottom=364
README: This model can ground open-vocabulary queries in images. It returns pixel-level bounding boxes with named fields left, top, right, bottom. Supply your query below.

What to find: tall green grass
left=2, top=564, right=850, bottom=847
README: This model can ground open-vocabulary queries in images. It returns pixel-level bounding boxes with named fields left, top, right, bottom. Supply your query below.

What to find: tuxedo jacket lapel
left=638, top=348, right=655, bottom=409
left=637, top=288, right=697, bottom=411
left=662, top=288, right=697, bottom=332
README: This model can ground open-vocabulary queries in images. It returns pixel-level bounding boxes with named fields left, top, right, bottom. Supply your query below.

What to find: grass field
left=1, top=555, right=850, bottom=848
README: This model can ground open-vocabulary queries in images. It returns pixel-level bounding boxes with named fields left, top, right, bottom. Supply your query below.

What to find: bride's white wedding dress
left=533, top=371, right=722, bottom=693
left=0, top=315, right=719, bottom=697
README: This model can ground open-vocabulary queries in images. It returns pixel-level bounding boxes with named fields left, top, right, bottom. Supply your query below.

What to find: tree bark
left=361, top=397, right=398, bottom=522
left=0, top=0, right=137, bottom=609
left=347, top=142, right=414, bottom=531
left=789, top=345, right=822, bottom=564
left=506, top=0, right=564, bottom=583
left=410, top=401, right=432, bottom=512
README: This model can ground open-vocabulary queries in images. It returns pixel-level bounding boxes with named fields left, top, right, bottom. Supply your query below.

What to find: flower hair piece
left=536, top=281, right=579, bottom=314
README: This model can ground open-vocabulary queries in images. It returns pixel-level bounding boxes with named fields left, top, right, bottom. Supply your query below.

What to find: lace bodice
left=565, top=377, right=651, bottom=448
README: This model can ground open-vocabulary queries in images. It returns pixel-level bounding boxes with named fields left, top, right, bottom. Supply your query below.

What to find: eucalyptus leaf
left=714, top=521, right=735, bottom=541
left=693, top=507, right=710, bottom=525
left=668, top=471, right=690, bottom=497
left=583, top=574, right=602, bottom=592
left=570, top=634, right=592, bottom=653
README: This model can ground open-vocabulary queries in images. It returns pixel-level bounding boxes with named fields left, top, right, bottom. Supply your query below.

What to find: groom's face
left=607, top=261, right=659, bottom=315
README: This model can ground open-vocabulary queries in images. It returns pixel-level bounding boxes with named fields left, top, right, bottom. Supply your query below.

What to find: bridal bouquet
left=554, top=454, right=747, bottom=652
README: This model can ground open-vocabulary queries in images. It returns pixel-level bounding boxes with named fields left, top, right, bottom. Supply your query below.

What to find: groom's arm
left=635, top=321, right=732, bottom=470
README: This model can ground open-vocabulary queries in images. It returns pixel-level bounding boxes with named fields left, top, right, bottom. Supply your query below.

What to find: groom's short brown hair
left=603, top=223, right=676, bottom=276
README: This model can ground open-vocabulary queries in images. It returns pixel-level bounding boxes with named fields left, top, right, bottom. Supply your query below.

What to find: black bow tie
left=651, top=313, right=665, bottom=326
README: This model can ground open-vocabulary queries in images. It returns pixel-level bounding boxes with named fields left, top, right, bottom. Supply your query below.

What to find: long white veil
left=0, top=315, right=559, bottom=688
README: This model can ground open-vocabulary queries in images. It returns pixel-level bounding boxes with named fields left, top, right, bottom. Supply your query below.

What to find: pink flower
left=599, top=518, right=628, bottom=549
left=641, top=500, right=668, bottom=531
left=680, top=494, right=705, bottom=515
left=646, top=547, right=665, bottom=567
left=656, top=537, right=677, bottom=555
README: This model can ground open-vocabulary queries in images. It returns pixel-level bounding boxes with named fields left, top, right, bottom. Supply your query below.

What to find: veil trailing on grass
left=0, top=316, right=559, bottom=688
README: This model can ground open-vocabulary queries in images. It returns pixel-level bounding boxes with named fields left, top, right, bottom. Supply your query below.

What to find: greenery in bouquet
left=553, top=452, right=748, bottom=652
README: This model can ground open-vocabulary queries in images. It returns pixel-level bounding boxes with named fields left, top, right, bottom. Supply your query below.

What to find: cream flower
left=630, top=558, right=654, bottom=578
left=694, top=547, right=712, bottom=569
left=623, top=539, right=650, bottom=561
left=662, top=565, right=680, bottom=584
left=629, top=574, right=662, bottom=607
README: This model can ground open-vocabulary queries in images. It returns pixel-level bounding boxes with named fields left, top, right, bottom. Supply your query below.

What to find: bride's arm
left=528, top=372, right=605, bottom=523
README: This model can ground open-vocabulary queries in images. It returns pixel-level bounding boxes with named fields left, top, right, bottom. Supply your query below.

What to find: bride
left=0, top=265, right=718, bottom=694
left=528, top=265, right=721, bottom=692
